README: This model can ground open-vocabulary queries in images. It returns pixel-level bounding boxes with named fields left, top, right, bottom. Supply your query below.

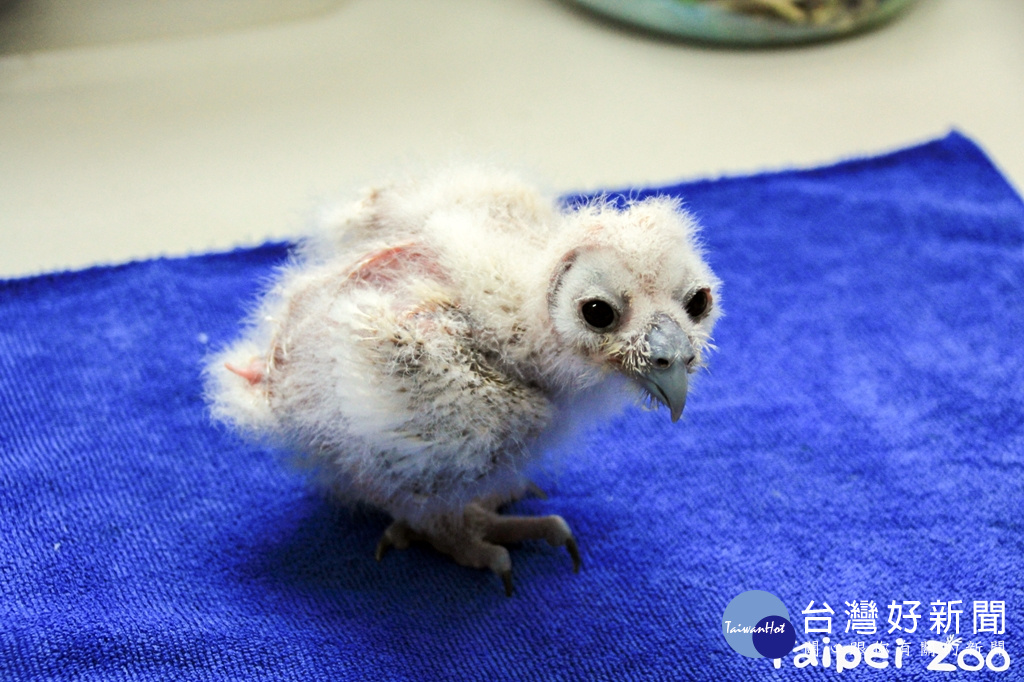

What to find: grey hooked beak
left=634, top=319, right=694, bottom=423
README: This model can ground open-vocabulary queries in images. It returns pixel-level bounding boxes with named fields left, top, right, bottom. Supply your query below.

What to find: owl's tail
left=202, top=339, right=276, bottom=438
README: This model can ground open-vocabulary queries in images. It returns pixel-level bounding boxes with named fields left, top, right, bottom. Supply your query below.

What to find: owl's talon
left=565, top=537, right=582, bottom=573
left=525, top=481, right=548, bottom=500
left=374, top=536, right=391, bottom=562
left=379, top=503, right=580, bottom=594
left=375, top=520, right=414, bottom=561
left=500, top=571, right=514, bottom=597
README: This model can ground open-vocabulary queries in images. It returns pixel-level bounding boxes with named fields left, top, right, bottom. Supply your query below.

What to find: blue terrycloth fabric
left=1, top=132, right=1021, bottom=680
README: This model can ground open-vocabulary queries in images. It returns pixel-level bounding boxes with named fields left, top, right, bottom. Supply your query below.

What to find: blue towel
left=2, top=132, right=1021, bottom=680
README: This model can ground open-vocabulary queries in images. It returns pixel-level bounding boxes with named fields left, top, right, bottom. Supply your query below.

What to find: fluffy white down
left=205, top=165, right=720, bottom=528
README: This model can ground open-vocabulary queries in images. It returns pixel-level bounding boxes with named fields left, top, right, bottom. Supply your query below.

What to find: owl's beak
left=635, top=319, right=693, bottom=423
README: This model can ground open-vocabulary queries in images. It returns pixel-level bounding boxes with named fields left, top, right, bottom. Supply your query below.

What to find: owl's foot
left=374, top=488, right=581, bottom=596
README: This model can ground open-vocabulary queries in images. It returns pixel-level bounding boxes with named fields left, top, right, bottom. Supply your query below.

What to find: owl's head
left=547, top=196, right=721, bottom=421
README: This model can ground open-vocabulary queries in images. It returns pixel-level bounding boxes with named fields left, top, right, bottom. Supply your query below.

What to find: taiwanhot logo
left=722, top=590, right=797, bottom=660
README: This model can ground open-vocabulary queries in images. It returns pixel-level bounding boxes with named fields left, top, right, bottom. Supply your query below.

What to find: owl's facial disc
left=632, top=316, right=693, bottom=422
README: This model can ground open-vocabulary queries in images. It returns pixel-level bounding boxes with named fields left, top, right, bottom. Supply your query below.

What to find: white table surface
left=1, top=0, right=1022, bottom=279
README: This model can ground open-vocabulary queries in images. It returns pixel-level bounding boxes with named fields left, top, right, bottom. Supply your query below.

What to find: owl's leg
left=374, top=497, right=580, bottom=596
left=474, top=479, right=548, bottom=511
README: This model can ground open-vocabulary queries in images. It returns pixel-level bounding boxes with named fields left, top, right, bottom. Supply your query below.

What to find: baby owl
left=206, top=166, right=721, bottom=595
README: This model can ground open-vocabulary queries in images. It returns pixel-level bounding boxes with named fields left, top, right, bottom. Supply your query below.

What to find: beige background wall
left=1, top=0, right=1021, bottom=278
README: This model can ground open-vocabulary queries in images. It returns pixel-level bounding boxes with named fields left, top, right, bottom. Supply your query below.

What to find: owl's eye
left=685, top=288, right=712, bottom=321
left=580, top=299, right=618, bottom=331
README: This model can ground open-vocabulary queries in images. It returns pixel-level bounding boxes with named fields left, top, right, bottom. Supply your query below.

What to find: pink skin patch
left=225, top=361, right=263, bottom=386
left=345, top=243, right=446, bottom=288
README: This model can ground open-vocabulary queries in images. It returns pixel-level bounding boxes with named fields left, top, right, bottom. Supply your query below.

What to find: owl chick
left=206, top=166, right=721, bottom=595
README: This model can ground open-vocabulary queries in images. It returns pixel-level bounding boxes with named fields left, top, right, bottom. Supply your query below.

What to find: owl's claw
left=565, top=536, right=582, bottom=573
left=375, top=501, right=580, bottom=595
left=374, top=520, right=416, bottom=561
left=374, top=535, right=391, bottom=562
left=525, top=481, right=548, bottom=500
